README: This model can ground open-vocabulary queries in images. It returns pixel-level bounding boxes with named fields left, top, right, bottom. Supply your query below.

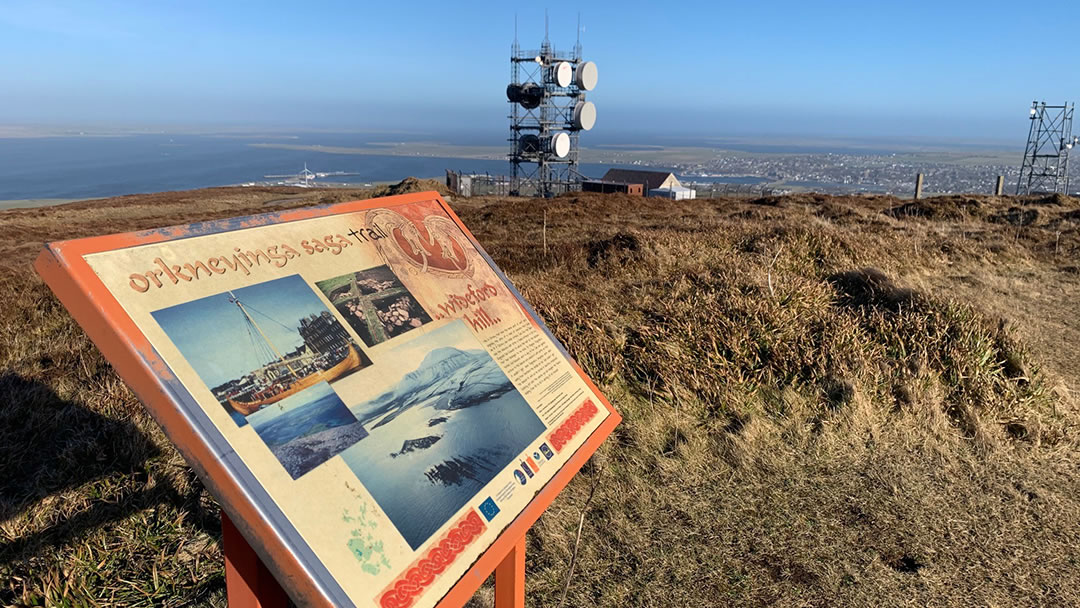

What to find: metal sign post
left=493, top=537, right=526, bottom=608
left=222, top=510, right=289, bottom=608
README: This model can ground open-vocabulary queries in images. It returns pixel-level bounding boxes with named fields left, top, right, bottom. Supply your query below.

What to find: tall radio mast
left=507, top=15, right=598, bottom=197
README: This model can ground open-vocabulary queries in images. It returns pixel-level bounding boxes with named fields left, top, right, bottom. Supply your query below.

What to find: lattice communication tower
left=508, top=18, right=598, bottom=197
left=1017, top=101, right=1077, bottom=195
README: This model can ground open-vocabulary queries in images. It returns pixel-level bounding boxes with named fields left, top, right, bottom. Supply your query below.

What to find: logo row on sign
left=476, top=398, right=601, bottom=523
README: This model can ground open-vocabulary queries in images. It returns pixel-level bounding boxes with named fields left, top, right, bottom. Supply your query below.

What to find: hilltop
left=1, top=183, right=1079, bottom=606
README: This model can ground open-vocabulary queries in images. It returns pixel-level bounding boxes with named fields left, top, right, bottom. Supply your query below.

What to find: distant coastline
left=0, top=198, right=89, bottom=211
left=0, top=130, right=1055, bottom=202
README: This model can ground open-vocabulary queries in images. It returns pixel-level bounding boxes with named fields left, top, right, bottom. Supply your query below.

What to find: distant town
left=669, top=151, right=1037, bottom=197
left=439, top=141, right=1079, bottom=199
left=254, top=137, right=1074, bottom=199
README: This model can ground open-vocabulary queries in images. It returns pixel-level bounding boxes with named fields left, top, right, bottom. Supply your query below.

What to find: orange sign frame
left=34, top=191, right=620, bottom=607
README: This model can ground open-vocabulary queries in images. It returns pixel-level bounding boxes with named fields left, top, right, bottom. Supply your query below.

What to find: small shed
left=446, top=170, right=472, bottom=197
left=648, top=186, right=696, bottom=200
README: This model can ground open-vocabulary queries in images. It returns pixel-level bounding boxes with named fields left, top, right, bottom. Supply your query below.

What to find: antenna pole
left=575, top=12, right=581, bottom=60
left=544, top=10, right=549, bottom=46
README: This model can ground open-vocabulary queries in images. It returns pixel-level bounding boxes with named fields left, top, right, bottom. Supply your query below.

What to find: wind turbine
left=299, top=162, right=316, bottom=186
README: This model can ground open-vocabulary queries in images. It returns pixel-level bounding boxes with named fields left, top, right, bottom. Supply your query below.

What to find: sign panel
left=35, top=192, right=619, bottom=607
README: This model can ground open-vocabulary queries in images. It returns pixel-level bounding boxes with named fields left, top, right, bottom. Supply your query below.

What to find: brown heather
left=1, top=181, right=1078, bottom=606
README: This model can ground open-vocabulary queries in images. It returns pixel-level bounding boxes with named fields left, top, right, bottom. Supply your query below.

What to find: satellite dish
left=506, top=83, right=543, bottom=109
left=518, top=134, right=540, bottom=155
left=575, top=61, right=598, bottom=91
left=551, top=132, right=570, bottom=158
left=552, top=61, right=572, bottom=87
left=572, top=101, right=596, bottom=130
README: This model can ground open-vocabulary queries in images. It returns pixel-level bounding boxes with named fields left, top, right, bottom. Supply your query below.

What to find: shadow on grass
left=0, top=372, right=219, bottom=565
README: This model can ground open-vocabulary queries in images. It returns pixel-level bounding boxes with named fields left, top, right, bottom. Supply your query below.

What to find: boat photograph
left=150, top=275, right=372, bottom=426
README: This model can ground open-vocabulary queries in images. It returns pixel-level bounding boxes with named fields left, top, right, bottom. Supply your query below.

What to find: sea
left=0, top=132, right=765, bottom=201
left=248, top=385, right=358, bottom=448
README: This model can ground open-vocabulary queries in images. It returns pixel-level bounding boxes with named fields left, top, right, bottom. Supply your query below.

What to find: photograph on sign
left=151, top=274, right=372, bottom=426
left=338, top=319, right=545, bottom=549
left=315, top=265, right=432, bottom=347
left=248, top=381, right=366, bottom=479
left=40, top=194, right=617, bottom=607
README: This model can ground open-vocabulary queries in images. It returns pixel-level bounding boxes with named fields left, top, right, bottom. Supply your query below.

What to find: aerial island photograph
left=338, top=320, right=546, bottom=550
left=2, top=0, right=1079, bottom=607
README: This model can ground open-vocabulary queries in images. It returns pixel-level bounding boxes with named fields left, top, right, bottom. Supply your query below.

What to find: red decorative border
left=378, top=511, right=487, bottom=608
left=548, top=399, right=600, bottom=453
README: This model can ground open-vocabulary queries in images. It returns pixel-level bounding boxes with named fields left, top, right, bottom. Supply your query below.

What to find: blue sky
left=1, top=0, right=1077, bottom=139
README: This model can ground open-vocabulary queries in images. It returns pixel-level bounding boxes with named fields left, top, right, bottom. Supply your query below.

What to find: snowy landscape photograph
left=338, top=320, right=544, bottom=549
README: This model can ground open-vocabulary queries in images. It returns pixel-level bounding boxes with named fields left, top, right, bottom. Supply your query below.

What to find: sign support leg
left=222, top=510, right=289, bottom=608
left=494, top=535, right=526, bottom=608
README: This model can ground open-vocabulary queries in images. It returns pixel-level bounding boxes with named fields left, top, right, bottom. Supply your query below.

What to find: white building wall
left=648, top=187, right=696, bottom=200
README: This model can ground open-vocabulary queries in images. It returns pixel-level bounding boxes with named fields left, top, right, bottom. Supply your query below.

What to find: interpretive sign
left=34, top=191, right=620, bottom=607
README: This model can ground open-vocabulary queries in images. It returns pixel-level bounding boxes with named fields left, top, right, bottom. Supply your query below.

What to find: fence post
left=995, top=175, right=1005, bottom=196
left=913, top=173, right=924, bottom=200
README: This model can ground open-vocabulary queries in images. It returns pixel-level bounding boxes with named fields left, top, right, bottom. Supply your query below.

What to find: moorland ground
left=1, top=180, right=1078, bottom=606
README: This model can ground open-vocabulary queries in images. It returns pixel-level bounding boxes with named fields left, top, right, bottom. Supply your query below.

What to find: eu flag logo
left=478, top=497, right=500, bottom=521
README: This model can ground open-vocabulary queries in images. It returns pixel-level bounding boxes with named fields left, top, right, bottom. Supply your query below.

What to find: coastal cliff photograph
left=246, top=381, right=368, bottom=479
left=337, top=320, right=545, bottom=549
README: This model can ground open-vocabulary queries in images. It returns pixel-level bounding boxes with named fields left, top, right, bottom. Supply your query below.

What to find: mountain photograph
left=339, top=320, right=544, bottom=549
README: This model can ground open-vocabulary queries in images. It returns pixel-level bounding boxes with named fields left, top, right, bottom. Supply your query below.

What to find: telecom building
left=592, top=169, right=695, bottom=199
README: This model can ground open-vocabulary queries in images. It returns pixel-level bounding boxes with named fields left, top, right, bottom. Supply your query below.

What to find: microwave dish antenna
left=572, top=101, right=596, bottom=131
left=575, top=61, right=598, bottom=91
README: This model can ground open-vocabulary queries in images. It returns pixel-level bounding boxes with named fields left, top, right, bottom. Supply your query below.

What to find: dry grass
left=2, top=183, right=1079, bottom=606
